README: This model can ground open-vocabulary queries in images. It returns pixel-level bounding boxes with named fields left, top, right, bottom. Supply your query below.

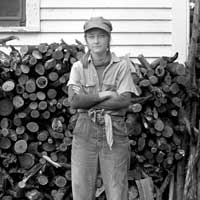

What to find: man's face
left=85, top=28, right=110, bottom=55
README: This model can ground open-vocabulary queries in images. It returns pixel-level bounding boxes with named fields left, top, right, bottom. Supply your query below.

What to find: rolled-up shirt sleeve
left=67, top=62, right=81, bottom=86
left=116, top=59, right=139, bottom=96
left=67, top=62, right=102, bottom=109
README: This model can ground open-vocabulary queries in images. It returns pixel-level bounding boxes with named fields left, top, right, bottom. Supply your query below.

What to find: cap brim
left=84, top=25, right=110, bottom=33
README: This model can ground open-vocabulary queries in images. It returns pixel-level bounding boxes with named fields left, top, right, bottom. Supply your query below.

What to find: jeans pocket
left=73, top=116, right=89, bottom=138
left=112, top=118, right=128, bottom=137
left=73, top=116, right=82, bottom=135
left=73, top=115, right=96, bottom=140
left=112, top=117, right=129, bottom=144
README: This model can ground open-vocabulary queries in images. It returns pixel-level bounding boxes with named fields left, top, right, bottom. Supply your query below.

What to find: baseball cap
left=83, top=17, right=112, bottom=34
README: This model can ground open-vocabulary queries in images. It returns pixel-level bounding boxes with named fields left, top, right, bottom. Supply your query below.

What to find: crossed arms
left=68, top=84, right=132, bottom=110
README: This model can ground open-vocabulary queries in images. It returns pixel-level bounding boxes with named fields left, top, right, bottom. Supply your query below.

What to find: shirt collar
left=111, top=52, right=121, bottom=63
left=88, top=52, right=121, bottom=63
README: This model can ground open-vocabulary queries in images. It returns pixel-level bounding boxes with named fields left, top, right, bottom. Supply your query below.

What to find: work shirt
left=67, top=52, right=138, bottom=112
left=67, top=52, right=139, bottom=149
left=95, top=65, right=105, bottom=88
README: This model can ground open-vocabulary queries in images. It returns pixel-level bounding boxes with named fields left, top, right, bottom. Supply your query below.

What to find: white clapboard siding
left=0, top=0, right=188, bottom=63
left=41, top=8, right=172, bottom=20
left=111, top=46, right=172, bottom=57
left=40, top=21, right=171, bottom=33
left=40, top=0, right=172, bottom=8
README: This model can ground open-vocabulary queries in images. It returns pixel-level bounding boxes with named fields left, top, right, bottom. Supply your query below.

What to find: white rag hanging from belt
left=104, top=113, right=113, bottom=150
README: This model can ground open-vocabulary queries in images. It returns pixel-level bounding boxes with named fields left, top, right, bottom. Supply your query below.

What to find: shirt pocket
left=73, top=115, right=94, bottom=139
left=102, top=80, right=117, bottom=91
left=81, top=81, right=96, bottom=94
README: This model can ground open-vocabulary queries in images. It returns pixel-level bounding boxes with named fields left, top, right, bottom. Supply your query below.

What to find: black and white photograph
left=0, top=1, right=197, bottom=200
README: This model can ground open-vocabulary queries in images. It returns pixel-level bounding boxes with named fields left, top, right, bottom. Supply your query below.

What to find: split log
left=14, top=140, right=28, bottom=154
left=29, top=56, right=37, bottom=66
left=18, top=74, right=29, bottom=85
left=44, top=58, right=56, bottom=70
left=20, top=64, right=30, bottom=74
left=54, top=176, right=67, bottom=187
left=0, top=98, right=13, bottom=116
left=38, top=43, right=49, bottom=54
left=0, top=137, right=12, bottom=149
left=36, top=76, right=48, bottom=89
left=15, top=84, right=25, bottom=94
left=37, top=175, right=48, bottom=186
left=12, top=95, right=24, bottom=109
left=0, top=36, right=19, bottom=45
left=2, top=80, right=15, bottom=92
left=32, top=50, right=43, bottom=60
left=20, top=45, right=37, bottom=56
left=35, top=63, right=45, bottom=75
left=26, top=122, right=39, bottom=133
left=25, top=79, right=36, bottom=93
left=18, top=153, right=35, bottom=169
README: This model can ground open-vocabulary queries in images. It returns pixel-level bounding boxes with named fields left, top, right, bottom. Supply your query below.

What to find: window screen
left=0, top=0, right=26, bottom=26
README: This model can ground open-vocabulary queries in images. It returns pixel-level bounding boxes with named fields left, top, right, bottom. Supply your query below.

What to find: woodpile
left=127, top=53, right=189, bottom=200
left=182, top=0, right=200, bottom=200
left=0, top=38, right=189, bottom=200
left=0, top=39, right=84, bottom=200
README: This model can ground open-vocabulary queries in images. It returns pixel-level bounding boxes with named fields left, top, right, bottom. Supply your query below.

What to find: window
left=0, top=0, right=40, bottom=32
left=0, top=0, right=26, bottom=27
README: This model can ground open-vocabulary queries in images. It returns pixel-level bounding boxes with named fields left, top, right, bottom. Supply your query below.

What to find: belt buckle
left=88, top=109, right=105, bottom=125
left=88, top=109, right=96, bottom=123
left=96, top=109, right=105, bottom=125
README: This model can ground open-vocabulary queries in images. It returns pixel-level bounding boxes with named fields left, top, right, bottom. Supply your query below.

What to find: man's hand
left=72, top=85, right=84, bottom=94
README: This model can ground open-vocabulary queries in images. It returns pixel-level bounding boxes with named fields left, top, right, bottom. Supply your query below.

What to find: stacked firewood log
left=0, top=38, right=189, bottom=200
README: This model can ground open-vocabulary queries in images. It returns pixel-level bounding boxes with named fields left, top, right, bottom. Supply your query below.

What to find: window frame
left=0, top=0, right=40, bottom=32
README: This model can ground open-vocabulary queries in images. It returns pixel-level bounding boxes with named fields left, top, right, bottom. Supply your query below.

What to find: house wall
left=0, top=0, right=189, bottom=63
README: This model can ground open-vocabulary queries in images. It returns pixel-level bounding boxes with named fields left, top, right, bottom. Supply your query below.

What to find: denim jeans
left=71, top=113, right=130, bottom=200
